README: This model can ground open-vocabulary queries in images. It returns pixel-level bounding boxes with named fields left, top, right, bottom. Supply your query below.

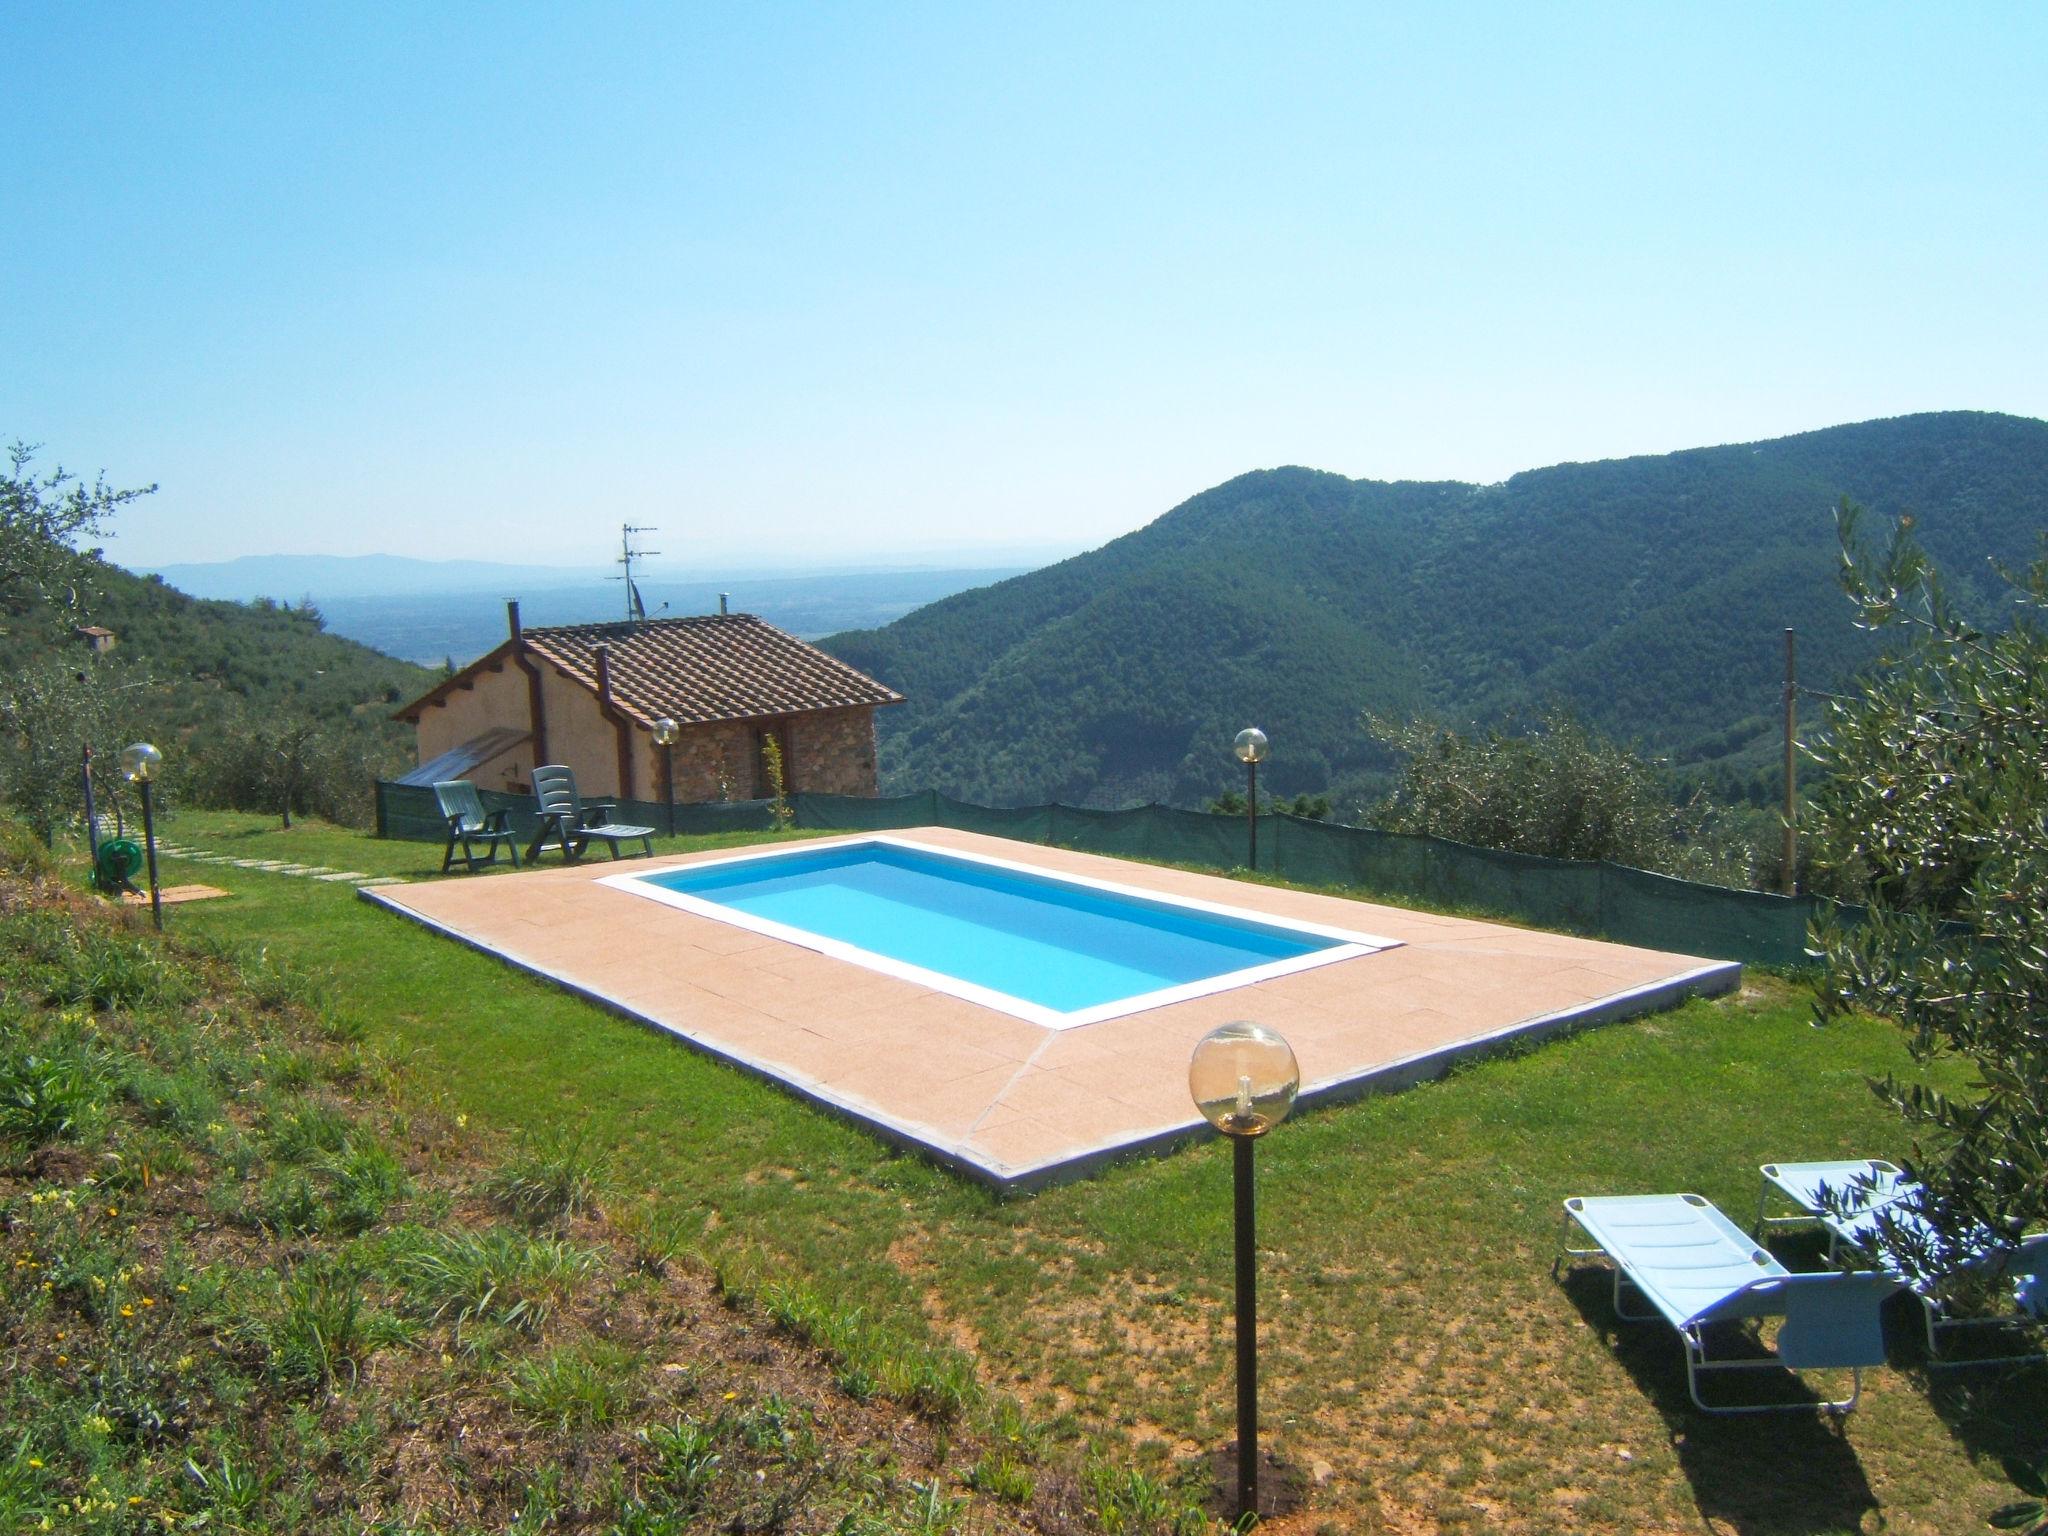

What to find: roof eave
left=391, top=638, right=519, bottom=722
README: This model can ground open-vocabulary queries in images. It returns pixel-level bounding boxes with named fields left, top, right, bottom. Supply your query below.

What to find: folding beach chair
left=1558, top=1192, right=1899, bottom=1413
left=1757, top=1159, right=2048, bottom=1366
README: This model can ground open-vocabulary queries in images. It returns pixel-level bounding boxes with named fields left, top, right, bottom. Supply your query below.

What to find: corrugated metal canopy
left=391, top=726, right=532, bottom=787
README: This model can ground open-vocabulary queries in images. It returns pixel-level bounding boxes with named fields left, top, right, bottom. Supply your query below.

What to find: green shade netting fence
left=374, top=781, right=1831, bottom=966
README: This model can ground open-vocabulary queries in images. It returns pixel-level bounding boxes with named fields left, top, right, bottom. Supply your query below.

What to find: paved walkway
left=154, top=840, right=408, bottom=889
left=363, top=826, right=1739, bottom=1192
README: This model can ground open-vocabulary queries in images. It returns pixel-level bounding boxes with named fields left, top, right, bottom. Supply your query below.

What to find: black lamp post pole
left=1246, top=758, right=1259, bottom=871
left=139, top=779, right=162, bottom=932
left=1234, top=1133, right=1259, bottom=1522
left=661, top=742, right=676, bottom=838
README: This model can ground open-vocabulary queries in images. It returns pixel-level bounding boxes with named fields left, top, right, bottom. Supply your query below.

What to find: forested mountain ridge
left=822, top=411, right=2048, bottom=809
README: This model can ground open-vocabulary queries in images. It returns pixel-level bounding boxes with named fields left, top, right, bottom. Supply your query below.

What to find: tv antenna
left=610, top=523, right=663, bottom=623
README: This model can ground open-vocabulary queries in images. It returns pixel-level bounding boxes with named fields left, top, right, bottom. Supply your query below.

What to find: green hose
left=94, top=837, right=143, bottom=894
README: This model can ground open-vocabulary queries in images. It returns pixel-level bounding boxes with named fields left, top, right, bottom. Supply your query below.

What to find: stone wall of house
left=643, top=707, right=881, bottom=805
left=416, top=660, right=887, bottom=807
left=789, top=707, right=880, bottom=796
left=647, top=720, right=756, bottom=806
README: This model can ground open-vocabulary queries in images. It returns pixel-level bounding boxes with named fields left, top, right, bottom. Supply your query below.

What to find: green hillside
left=822, top=411, right=2048, bottom=809
left=0, top=556, right=433, bottom=818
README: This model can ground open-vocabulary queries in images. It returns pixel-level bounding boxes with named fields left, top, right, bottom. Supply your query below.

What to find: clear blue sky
left=5, top=3, right=2043, bottom=569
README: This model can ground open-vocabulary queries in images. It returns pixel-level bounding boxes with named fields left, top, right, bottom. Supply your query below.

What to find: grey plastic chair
left=525, top=764, right=656, bottom=863
left=433, top=780, right=521, bottom=874
left=1558, top=1192, right=1900, bottom=1414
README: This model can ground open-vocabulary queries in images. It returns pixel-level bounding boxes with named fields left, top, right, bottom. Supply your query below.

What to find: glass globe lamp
left=1233, top=727, right=1269, bottom=765
left=119, top=742, right=163, bottom=783
left=651, top=717, right=680, bottom=746
left=1189, top=1021, right=1299, bottom=1137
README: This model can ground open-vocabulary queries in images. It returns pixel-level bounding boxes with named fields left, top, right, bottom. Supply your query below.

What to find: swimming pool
left=600, top=835, right=1397, bottom=1027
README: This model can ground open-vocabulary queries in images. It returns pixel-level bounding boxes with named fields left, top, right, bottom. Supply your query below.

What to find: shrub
left=1365, top=706, right=1743, bottom=879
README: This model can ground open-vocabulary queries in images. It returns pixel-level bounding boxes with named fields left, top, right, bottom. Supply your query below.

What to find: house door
left=753, top=722, right=793, bottom=798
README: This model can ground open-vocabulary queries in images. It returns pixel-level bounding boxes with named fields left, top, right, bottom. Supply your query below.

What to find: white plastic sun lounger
left=1757, top=1159, right=2048, bottom=1366
left=1559, top=1193, right=1900, bottom=1413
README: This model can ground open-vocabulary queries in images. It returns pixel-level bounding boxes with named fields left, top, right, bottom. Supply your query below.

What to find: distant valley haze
left=131, top=553, right=1064, bottom=664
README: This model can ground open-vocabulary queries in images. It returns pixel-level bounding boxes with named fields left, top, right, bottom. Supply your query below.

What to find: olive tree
left=0, top=654, right=152, bottom=845
left=1, top=442, right=154, bottom=621
left=1809, top=501, right=2048, bottom=1272
left=1363, top=707, right=1728, bottom=876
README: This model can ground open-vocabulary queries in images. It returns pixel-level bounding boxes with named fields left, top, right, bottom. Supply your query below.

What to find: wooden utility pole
left=1782, top=628, right=1797, bottom=896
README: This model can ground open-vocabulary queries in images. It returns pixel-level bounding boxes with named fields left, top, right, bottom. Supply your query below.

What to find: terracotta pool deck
left=360, top=827, right=1739, bottom=1192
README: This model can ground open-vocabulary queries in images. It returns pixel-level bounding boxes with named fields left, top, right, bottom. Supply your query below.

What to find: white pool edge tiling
left=594, top=832, right=1404, bottom=1030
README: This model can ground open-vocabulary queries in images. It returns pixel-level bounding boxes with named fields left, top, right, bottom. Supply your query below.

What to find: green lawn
left=141, top=808, right=2039, bottom=1534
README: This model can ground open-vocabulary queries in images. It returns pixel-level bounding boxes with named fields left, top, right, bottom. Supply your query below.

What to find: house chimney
left=719, top=592, right=729, bottom=615
left=508, top=598, right=548, bottom=765
left=591, top=641, right=634, bottom=797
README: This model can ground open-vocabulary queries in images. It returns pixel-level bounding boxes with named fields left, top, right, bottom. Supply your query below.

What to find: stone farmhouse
left=393, top=602, right=903, bottom=803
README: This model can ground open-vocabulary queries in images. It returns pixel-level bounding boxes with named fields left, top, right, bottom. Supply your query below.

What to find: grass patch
left=0, top=816, right=1111, bottom=1534
left=388, top=1225, right=600, bottom=1337
left=128, top=810, right=2048, bottom=1532
left=482, top=1125, right=611, bottom=1225
left=504, top=1339, right=642, bottom=1430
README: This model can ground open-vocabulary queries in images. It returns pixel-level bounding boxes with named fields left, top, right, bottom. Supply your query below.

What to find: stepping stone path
left=153, top=842, right=403, bottom=890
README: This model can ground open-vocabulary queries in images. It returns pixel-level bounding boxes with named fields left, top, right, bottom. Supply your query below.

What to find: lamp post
left=652, top=717, right=680, bottom=838
left=1233, top=727, right=1268, bottom=871
left=119, top=742, right=164, bottom=931
left=1189, top=1020, right=1300, bottom=1524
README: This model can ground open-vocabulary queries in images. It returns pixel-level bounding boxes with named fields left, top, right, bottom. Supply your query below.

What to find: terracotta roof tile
left=516, top=614, right=903, bottom=727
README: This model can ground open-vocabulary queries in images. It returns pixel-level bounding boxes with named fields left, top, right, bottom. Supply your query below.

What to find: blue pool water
left=634, top=842, right=1346, bottom=1015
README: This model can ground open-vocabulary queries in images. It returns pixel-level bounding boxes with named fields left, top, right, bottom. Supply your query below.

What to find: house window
left=753, top=721, right=794, bottom=797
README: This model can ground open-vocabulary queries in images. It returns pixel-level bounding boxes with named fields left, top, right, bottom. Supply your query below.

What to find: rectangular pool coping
left=357, top=828, right=1741, bottom=1194
left=594, top=833, right=1402, bottom=1029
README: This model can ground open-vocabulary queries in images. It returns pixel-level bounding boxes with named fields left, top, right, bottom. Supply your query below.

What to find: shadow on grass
left=1555, top=1263, right=1879, bottom=1536
left=1901, top=1320, right=2048, bottom=1481
left=1739, top=1230, right=2048, bottom=1487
